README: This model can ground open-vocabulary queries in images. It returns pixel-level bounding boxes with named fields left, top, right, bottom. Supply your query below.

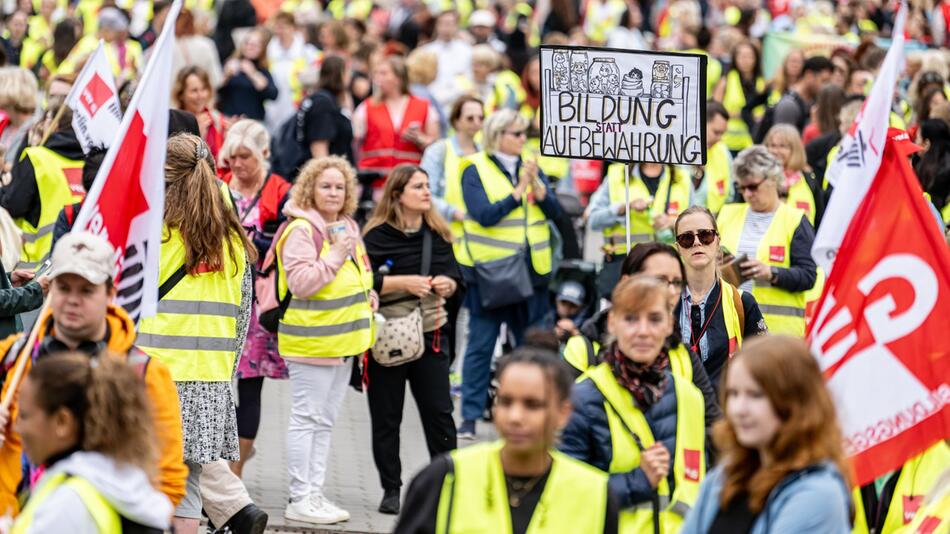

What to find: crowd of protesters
left=0, top=0, right=945, bottom=533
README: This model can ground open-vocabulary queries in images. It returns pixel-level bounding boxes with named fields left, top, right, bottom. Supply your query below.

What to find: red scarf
left=604, top=343, right=670, bottom=408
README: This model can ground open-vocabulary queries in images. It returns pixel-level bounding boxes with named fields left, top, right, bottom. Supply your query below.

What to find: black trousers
left=236, top=376, right=265, bottom=440
left=367, top=330, right=457, bottom=491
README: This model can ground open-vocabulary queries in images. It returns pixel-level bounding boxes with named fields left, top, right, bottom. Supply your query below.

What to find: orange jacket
left=0, top=305, right=187, bottom=514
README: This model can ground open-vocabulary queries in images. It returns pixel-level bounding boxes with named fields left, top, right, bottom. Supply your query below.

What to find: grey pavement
left=237, top=376, right=496, bottom=534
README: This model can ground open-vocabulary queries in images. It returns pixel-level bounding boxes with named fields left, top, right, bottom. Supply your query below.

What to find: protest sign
left=538, top=45, right=707, bottom=165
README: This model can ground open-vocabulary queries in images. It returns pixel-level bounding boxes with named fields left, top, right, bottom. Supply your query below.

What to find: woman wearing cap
left=135, top=134, right=256, bottom=533
left=276, top=156, right=377, bottom=525
left=674, top=207, right=767, bottom=389
left=716, top=146, right=817, bottom=337
left=560, top=276, right=708, bottom=534
left=362, top=164, right=461, bottom=515
left=218, top=119, right=292, bottom=478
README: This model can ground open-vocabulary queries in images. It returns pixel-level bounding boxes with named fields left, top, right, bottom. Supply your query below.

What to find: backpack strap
left=157, top=265, right=188, bottom=301
left=126, top=347, right=151, bottom=379
left=731, top=284, right=745, bottom=333
left=584, top=336, right=597, bottom=368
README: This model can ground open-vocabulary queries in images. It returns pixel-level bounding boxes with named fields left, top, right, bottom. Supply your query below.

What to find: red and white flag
left=812, top=2, right=907, bottom=273
left=808, top=131, right=950, bottom=487
left=73, top=0, right=182, bottom=321
left=65, top=41, right=122, bottom=153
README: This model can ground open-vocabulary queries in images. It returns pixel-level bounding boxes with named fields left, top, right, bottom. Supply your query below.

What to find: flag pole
left=0, top=296, right=50, bottom=420
left=625, top=163, right=631, bottom=253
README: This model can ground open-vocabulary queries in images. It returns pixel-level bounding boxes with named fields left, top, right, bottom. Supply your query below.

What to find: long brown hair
left=363, top=164, right=452, bottom=242
left=714, top=336, right=851, bottom=513
left=164, top=133, right=256, bottom=273
left=27, top=353, right=158, bottom=477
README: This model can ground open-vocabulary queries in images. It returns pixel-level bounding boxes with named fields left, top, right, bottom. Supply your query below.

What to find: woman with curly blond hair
left=276, top=155, right=378, bottom=525
left=681, top=336, right=852, bottom=533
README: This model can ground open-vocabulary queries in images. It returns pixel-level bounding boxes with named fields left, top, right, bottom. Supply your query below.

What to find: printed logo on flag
left=80, top=73, right=113, bottom=117
left=683, top=449, right=700, bottom=481
left=903, top=495, right=923, bottom=524
left=769, top=246, right=785, bottom=263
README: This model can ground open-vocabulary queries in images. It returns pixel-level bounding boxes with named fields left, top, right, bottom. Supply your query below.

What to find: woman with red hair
left=681, top=336, right=852, bottom=533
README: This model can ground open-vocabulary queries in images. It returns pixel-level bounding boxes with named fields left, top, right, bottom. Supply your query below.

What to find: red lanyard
left=689, top=288, right=722, bottom=355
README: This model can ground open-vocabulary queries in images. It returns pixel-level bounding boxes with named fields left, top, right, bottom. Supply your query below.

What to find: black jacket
left=0, top=130, right=84, bottom=228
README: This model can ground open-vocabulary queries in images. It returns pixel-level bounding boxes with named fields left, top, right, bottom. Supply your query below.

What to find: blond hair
left=482, top=108, right=528, bottom=153
left=219, top=119, right=271, bottom=174
left=764, top=124, right=807, bottom=172
left=406, top=49, right=438, bottom=86
left=0, top=66, right=38, bottom=115
left=291, top=156, right=358, bottom=216
left=471, top=44, right=500, bottom=70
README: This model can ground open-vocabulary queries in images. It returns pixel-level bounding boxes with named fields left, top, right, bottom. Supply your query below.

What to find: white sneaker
left=284, top=497, right=347, bottom=525
left=310, top=494, right=351, bottom=522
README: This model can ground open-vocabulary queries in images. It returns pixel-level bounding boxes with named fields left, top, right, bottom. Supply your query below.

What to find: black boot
left=225, top=503, right=268, bottom=534
left=379, top=489, right=400, bottom=515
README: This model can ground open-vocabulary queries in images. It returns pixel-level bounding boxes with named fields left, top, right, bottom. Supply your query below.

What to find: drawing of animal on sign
left=538, top=45, right=709, bottom=166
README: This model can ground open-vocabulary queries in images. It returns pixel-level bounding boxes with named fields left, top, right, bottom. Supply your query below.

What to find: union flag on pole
left=72, top=0, right=182, bottom=321
left=65, top=41, right=122, bottom=153
left=808, top=131, right=950, bottom=487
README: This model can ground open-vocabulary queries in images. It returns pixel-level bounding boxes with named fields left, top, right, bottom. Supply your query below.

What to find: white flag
left=74, top=0, right=182, bottom=321
left=65, top=41, right=122, bottom=153
left=811, top=2, right=907, bottom=273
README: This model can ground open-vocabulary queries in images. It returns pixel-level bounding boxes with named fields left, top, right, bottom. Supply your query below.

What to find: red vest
left=358, top=96, right=428, bottom=178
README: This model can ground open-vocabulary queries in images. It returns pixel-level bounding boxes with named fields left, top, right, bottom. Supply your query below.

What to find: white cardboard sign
left=539, top=45, right=708, bottom=165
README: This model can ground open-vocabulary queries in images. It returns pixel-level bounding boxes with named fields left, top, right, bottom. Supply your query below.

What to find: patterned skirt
left=176, top=381, right=240, bottom=463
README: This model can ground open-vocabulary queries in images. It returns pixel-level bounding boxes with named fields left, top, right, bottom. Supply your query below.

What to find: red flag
left=73, top=0, right=182, bottom=321
left=808, top=136, right=950, bottom=486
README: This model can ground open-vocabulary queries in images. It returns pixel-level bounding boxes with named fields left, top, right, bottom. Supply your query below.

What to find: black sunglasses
left=737, top=178, right=767, bottom=193
left=676, top=229, right=718, bottom=248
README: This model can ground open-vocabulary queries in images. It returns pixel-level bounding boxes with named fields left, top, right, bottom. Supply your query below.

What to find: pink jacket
left=280, top=200, right=377, bottom=365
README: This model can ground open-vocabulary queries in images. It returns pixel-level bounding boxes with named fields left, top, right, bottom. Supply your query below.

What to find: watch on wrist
left=770, top=267, right=779, bottom=284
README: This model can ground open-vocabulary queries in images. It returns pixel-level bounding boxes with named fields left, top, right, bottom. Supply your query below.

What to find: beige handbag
left=371, top=228, right=432, bottom=367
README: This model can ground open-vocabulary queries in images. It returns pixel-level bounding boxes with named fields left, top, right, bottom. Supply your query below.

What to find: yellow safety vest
left=785, top=173, right=816, bottom=225
left=722, top=71, right=766, bottom=153
left=602, top=163, right=691, bottom=254
left=717, top=203, right=808, bottom=336
left=524, top=137, right=570, bottom=182
left=904, top=476, right=950, bottom=534
left=703, top=142, right=733, bottom=214
left=27, top=15, right=53, bottom=46
left=12, top=472, right=121, bottom=534
left=487, top=70, right=526, bottom=113
left=14, top=146, right=84, bottom=270
left=941, top=203, right=950, bottom=225
left=455, top=152, right=552, bottom=275
left=719, top=279, right=744, bottom=357
left=583, top=0, right=627, bottom=44
left=435, top=441, right=609, bottom=534
left=683, top=48, right=721, bottom=98
left=275, top=218, right=374, bottom=358
left=326, top=0, right=373, bottom=19
left=66, top=35, right=142, bottom=82
left=583, top=362, right=705, bottom=533
left=19, top=37, right=44, bottom=69
left=852, top=442, right=950, bottom=534
left=443, top=138, right=472, bottom=256
left=136, top=227, right=246, bottom=382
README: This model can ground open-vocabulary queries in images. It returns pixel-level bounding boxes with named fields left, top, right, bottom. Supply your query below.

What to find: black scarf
left=604, top=343, right=670, bottom=408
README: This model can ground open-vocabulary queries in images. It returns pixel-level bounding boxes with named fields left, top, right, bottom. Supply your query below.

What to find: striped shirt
left=736, top=210, right=776, bottom=292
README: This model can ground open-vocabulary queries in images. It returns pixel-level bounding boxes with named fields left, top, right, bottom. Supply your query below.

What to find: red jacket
left=222, top=172, right=291, bottom=226
left=358, top=95, right=428, bottom=178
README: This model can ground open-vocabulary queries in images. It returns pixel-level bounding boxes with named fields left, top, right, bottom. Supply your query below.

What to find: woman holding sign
left=716, top=146, right=816, bottom=336
left=587, top=161, right=693, bottom=299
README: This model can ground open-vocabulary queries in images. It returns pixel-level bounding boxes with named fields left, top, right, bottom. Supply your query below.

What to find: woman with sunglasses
left=674, top=207, right=767, bottom=390
left=420, top=95, right=484, bottom=228
left=717, top=146, right=817, bottom=337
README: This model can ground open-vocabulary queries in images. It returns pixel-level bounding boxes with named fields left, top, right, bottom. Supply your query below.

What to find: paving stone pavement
left=234, top=376, right=497, bottom=533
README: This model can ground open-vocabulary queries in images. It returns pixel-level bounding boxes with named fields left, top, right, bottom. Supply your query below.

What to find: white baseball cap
left=48, top=232, right=115, bottom=285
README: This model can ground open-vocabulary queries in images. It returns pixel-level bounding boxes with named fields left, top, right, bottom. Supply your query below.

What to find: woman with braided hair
left=136, top=133, right=256, bottom=532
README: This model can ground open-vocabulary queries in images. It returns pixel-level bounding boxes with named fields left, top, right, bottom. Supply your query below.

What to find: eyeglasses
left=676, top=229, right=718, bottom=249
left=653, top=276, right=685, bottom=290
left=737, top=178, right=768, bottom=193
left=504, top=130, right=527, bottom=138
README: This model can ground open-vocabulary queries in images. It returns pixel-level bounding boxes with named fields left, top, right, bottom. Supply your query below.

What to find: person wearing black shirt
left=394, top=347, right=619, bottom=534
left=303, top=54, right=354, bottom=165
left=673, top=207, right=767, bottom=390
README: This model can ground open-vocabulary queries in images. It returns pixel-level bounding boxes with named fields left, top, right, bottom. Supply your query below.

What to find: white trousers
left=286, top=361, right=351, bottom=502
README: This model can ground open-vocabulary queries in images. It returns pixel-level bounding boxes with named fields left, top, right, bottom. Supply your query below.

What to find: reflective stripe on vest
left=275, top=218, right=374, bottom=358
left=136, top=226, right=245, bottom=381
left=717, top=203, right=807, bottom=336
left=584, top=363, right=705, bottom=533
left=603, top=163, right=691, bottom=254
left=785, top=173, right=816, bottom=225
left=457, top=152, right=552, bottom=275
left=436, top=441, right=608, bottom=534
left=722, top=71, right=765, bottom=153
left=704, top=142, right=732, bottom=214
left=12, top=472, right=121, bottom=534
left=358, top=96, right=428, bottom=174
left=852, top=442, right=950, bottom=534
left=720, top=280, right=744, bottom=356
left=15, top=146, right=84, bottom=270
